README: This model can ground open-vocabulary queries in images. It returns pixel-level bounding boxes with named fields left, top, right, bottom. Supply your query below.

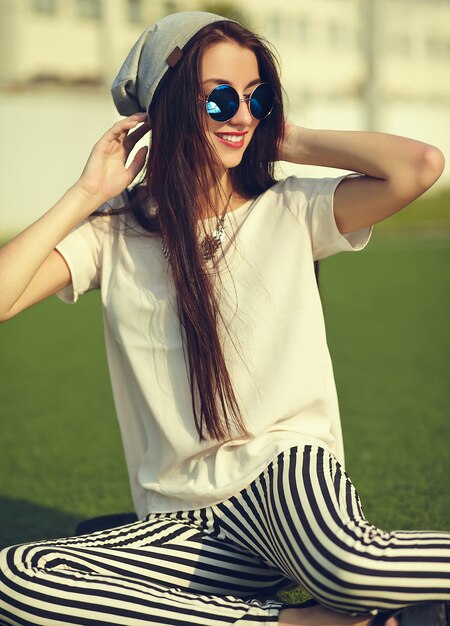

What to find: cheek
left=246, top=122, right=260, bottom=143
left=202, top=108, right=217, bottom=131
left=204, top=119, right=219, bottom=144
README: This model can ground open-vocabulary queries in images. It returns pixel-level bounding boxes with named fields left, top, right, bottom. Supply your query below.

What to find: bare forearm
left=283, top=127, right=396, bottom=174
left=282, top=127, right=443, bottom=187
left=0, top=185, right=101, bottom=319
left=280, top=125, right=445, bottom=231
left=0, top=113, right=149, bottom=322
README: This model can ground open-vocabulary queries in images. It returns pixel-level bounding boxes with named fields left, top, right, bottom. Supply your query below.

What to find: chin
left=208, top=135, right=250, bottom=171
left=216, top=145, right=248, bottom=169
left=220, top=154, right=245, bottom=169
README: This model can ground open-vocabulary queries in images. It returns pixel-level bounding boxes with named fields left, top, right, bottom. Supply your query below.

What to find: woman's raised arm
left=279, top=123, right=445, bottom=234
left=0, top=113, right=149, bottom=322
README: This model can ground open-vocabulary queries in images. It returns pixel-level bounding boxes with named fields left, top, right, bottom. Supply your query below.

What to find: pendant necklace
left=199, top=191, right=233, bottom=261
left=161, top=192, right=233, bottom=262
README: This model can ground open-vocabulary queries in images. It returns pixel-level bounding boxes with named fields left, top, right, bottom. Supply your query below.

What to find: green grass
left=321, top=234, right=450, bottom=529
left=375, top=186, right=450, bottom=232
left=0, top=293, right=133, bottom=546
left=0, top=228, right=449, bottom=605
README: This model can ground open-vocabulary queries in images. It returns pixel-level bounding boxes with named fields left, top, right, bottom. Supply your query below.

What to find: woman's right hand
left=75, top=113, right=150, bottom=206
left=0, top=113, right=150, bottom=322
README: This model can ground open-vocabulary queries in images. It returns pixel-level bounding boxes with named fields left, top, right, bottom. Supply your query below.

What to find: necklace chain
left=161, top=192, right=233, bottom=262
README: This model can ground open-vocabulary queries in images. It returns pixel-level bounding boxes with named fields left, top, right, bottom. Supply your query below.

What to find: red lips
left=214, top=131, right=247, bottom=148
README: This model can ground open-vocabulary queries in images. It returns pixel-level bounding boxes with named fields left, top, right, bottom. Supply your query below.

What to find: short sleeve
left=284, top=174, right=372, bottom=260
left=55, top=217, right=109, bottom=303
left=55, top=191, right=128, bottom=303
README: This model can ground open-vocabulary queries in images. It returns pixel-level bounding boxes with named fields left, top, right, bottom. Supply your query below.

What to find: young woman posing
left=0, top=11, right=448, bottom=626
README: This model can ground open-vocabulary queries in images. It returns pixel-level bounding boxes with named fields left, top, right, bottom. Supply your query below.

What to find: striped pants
left=1, top=445, right=449, bottom=625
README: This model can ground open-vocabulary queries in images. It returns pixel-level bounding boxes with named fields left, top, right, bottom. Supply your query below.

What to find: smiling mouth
left=214, top=132, right=247, bottom=148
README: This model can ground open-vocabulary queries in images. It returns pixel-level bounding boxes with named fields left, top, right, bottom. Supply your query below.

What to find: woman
left=0, top=11, right=448, bottom=626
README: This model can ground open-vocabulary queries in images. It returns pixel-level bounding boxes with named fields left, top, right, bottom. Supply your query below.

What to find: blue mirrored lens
left=250, top=84, right=274, bottom=120
left=206, top=85, right=239, bottom=122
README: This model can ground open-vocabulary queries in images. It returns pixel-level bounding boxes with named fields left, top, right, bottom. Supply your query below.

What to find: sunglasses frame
left=202, top=82, right=274, bottom=123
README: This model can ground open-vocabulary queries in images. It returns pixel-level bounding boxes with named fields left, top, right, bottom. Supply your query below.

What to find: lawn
left=320, top=233, right=450, bottom=531
left=1, top=220, right=449, bottom=600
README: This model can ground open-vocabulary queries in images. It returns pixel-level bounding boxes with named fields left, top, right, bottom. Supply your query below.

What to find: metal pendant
left=162, top=209, right=228, bottom=263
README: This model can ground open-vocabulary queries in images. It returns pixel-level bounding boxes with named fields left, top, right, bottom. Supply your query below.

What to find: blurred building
left=1, top=0, right=449, bottom=121
left=0, top=0, right=449, bottom=235
left=0, top=0, right=163, bottom=87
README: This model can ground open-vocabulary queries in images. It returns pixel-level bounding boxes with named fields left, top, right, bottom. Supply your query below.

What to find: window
left=76, top=0, right=101, bottom=20
left=328, top=20, right=345, bottom=49
left=268, top=14, right=281, bottom=39
left=390, top=33, right=412, bottom=56
left=354, top=28, right=364, bottom=52
left=426, top=37, right=449, bottom=58
left=128, top=0, right=142, bottom=24
left=32, top=0, right=57, bottom=13
left=297, top=16, right=310, bottom=45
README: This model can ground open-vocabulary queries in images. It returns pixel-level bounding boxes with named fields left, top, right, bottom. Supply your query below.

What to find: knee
left=0, top=544, right=37, bottom=622
left=0, top=545, right=15, bottom=575
left=0, top=542, right=39, bottom=586
left=0, top=544, right=24, bottom=581
left=302, top=536, right=388, bottom=605
left=0, top=545, right=16, bottom=605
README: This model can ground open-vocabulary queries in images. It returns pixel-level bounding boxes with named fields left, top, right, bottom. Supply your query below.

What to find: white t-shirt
left=56, top=175, right=371, bottom=518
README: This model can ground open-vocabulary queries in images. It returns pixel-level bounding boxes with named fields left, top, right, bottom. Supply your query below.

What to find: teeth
left=217, top=134, right=243, bottom=143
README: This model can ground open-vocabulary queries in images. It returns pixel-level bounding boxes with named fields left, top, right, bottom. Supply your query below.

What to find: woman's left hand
left=277, top=119, right=301, bottom=162
left=275, top=118, right=444, bottom=234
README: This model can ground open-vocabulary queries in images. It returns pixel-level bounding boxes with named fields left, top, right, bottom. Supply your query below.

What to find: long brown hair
left=129, top=20, right=285, bottom=441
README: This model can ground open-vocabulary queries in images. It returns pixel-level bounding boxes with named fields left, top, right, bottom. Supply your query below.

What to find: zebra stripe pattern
left=1, top=445, right=449, bottom=625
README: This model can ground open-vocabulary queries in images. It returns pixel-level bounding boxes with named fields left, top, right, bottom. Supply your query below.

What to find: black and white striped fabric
left=1, top=445, right=449, bottom=625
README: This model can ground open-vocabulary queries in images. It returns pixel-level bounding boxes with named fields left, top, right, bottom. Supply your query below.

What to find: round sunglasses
left=202, top=83, right=274, bottom=123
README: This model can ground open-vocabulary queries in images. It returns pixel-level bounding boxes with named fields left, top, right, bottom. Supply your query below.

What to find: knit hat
left=111, top=11, right=230, bottom=116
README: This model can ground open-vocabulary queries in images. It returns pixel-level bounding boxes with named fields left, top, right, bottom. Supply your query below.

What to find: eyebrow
left=202, top=78, right=261, bottom=90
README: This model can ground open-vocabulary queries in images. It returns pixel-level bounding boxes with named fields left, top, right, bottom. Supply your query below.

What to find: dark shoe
left=372, top=601, right=447, bottom=625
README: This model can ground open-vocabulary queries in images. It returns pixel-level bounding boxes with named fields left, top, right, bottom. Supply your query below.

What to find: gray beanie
left=111, top=11, right=231, bottom=116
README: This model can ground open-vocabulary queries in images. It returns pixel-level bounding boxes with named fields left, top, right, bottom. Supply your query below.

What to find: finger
left=120, top=112, right=148, bottom=125
left=109, top=114, right=148, bottom=140
left=127, top=145, right=148, bottom=182
left=127, top=112, right=148, bottom=122
left=124, top=121, right=151, bottom=151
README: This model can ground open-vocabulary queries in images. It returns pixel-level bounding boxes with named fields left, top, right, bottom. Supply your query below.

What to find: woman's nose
left=230, top=98, right=253, bottom=125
